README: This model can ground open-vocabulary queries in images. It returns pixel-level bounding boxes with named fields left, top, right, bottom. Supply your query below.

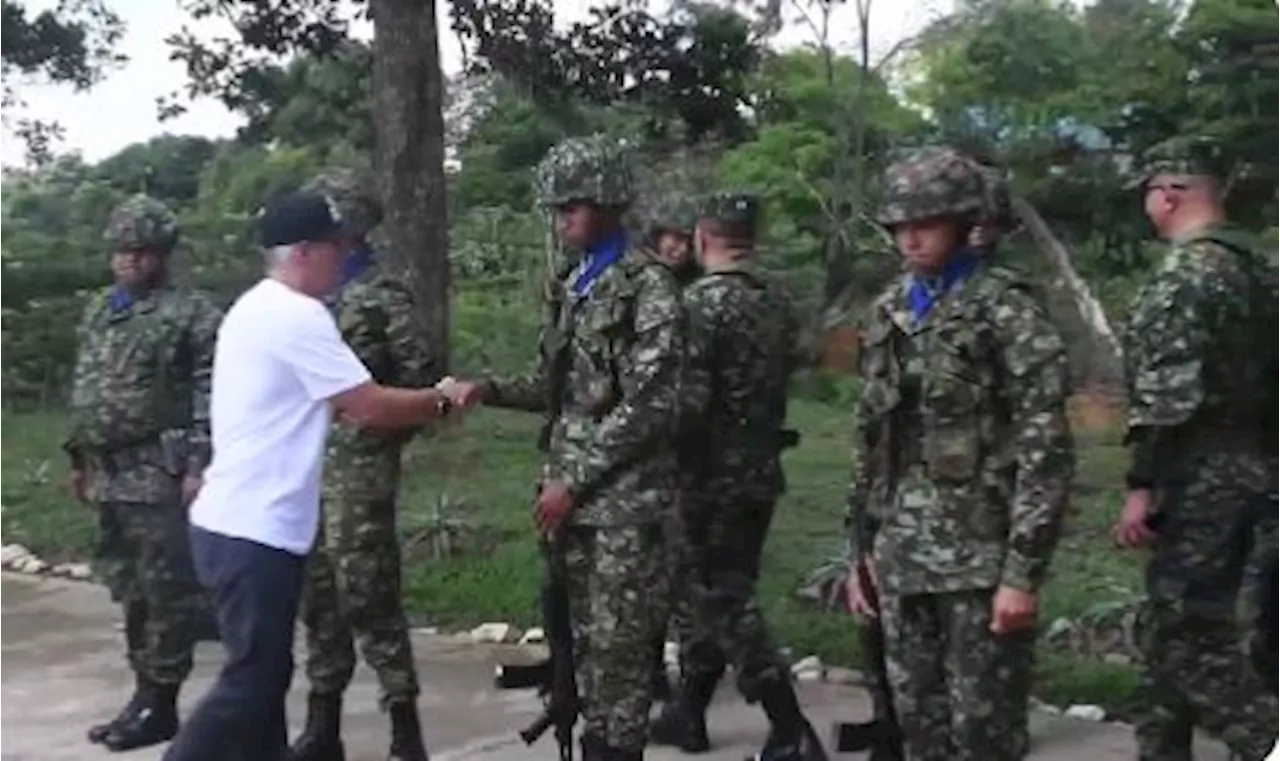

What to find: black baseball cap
left=258, top=192, right=350, bottom=248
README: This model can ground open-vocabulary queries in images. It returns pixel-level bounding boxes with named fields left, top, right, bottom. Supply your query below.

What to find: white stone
left=1045, top=617, right=1075, bottom=640
left=518, top=627, right=546, bottom=645
left=664, top=641, right=680, bottom=667
left=790, top=655, right=822, bottom=674
left=469, top=622, right=516, bottom=643
left=1064, top=704, right=1106, bottom=722
left=16, top=556, right=47, bottom=574
left=50, top=562, right=91, bottom=580
left=1102, top=652, right=1132, bottom=666
left=413, top=626, right=440, bottom=636
left=823, top=667, right=862, bottom=686
left=1, top=544, right=32, bottom=567
left=791, top=655, right=823, bottom=682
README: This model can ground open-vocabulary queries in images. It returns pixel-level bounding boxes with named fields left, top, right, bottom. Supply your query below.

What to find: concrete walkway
left=1, top=573, right=1230, bottom=761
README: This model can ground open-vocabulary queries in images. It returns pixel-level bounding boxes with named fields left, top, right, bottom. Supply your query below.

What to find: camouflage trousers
left=677, top=498, right=785, bottom=699
left=1135, top=476, right=1278, bottom=761
left=562, top=523, right=667, bottom=752
left=95, top=500, right=202, bottom=685
left=300, top=498, right=419, bottom=709
left=879, top=588, right=1034, bottom=761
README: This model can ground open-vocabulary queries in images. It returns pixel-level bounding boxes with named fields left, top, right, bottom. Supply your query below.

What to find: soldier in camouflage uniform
left=640, top=194, right=701, bottom=286
left=1113, top=136, right=1278, bottom=761
left=287, top=169, right=440, bottom=761
left=456, top=134, right=686, bottom=761
left=637, top=193, right=701, bottom=708
left=652, top=192, right=826, bottom=761
left=844, top=148, right=1075, bottom=761
left=65, top=194, right=223, bottom=752
left=966, top=160, right=1015, bottom=252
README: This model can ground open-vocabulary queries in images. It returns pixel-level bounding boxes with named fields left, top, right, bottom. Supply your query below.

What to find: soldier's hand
left=846, top=557, right=879, bottom=620
left=180, top=473, right=204, bottom=507
left=534, top=479, right=574, bottom=539
left=990, top=585, right=1037, bottom=634
left=68, top=468, right=89, bottom=505
left=437, top=376, right=484, bottom=411
left=1112, top=489, right=1156, bottom=549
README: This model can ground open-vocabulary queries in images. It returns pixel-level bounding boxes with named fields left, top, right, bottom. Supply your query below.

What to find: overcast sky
left=1, top=0, right=949, bottom=168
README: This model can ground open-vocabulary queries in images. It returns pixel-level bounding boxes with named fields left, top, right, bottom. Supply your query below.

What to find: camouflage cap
left=698, top=191, right=760, bottom=233
left=102, top=194, right=180, bottom=253
left=1129, top=135, right=1229, bottom=187
left=878, top=147, right=986, bottom=226
left=535, top=133, right=635, bottom=208
left=301, top=168, right=383, bottom=237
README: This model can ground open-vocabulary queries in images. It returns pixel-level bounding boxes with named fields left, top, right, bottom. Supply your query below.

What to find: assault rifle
left=830, top=562, right=904, bottom=761
left=494, top=549, right=577, bottom=761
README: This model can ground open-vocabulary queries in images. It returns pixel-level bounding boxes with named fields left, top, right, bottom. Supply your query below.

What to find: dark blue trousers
left=163, top=526, right=305, bottom=761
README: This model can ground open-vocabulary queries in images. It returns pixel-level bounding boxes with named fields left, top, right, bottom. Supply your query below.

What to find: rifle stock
left=831, top=562, right=904, bottom=761
left=495, top=553, right=577, bottom=761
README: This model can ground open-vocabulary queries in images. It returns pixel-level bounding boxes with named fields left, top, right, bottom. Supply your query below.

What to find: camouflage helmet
left=643, top=193, right=698, bottom=236
left=535, top=134, right=635, bottom=208
left=301, top=168, right=383, bottom=238
left=973, top=162, right=1015, bottom=231
left=698, top=191, right=761, bottom=238
left=102, top=194, right=180, bottom=253
left=1128, top=135, right=1229, bottom=188
left=877, top=147, right=986, bottom=226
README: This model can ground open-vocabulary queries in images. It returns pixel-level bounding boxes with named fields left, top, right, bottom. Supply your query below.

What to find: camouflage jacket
left=65, top=285, right=223, bottom=504
left=487, top=246, right=685, bottom=527
left=324, top=265, right=441, bottom=506
left=846, top=263, right=1074, bottom=596
left=1123, top=224, right=1278, bottom=485
left=681, top=263, right=801, bottom=505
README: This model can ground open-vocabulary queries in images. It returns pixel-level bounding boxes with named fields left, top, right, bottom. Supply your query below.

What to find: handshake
left=434, top=376, right=485, bottom=415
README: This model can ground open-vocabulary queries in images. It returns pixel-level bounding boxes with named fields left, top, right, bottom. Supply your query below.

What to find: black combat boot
left=650, top=666, right=723, bottom=753
left=581, top=733, right=608, bottom=761
left=89, top=604, right=149, bottom=744
left=749, top=677, right=828, bottom=761
left=88, top=675, right=146, bottom=745
left=606, top=746, right=644, bottom=761
left=100, top=681, right=181, bottom=752
left=288, top=692, right=346, bottom=761
left=387, top=701, right=429, bottom=761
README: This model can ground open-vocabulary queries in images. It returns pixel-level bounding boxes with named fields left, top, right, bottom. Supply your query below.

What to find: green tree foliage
left=449, top=0, right=766, bottom=144
left=2, top=0, right=1275, bottom=405
left=1, top=0, right=127, bottom=164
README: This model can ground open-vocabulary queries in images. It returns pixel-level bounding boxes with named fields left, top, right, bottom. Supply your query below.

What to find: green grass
left=0, top=400, right=1144, bottom=712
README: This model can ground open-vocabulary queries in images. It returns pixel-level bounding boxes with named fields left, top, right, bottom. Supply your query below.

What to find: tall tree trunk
left=1011, top=195, right=1123, bottom=383
left=371, top=0, right=451, bottom=370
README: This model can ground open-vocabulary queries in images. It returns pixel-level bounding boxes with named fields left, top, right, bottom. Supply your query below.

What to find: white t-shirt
left=1259, top=736, right=1280, bottom=761
left=189, top=278, right=372, bottom=555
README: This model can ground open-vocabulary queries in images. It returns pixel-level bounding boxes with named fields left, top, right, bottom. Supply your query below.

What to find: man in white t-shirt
left=164, top=192, right=471, bottom=761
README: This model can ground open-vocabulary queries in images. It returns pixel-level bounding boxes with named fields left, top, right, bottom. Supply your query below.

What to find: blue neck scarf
left=907, top=248, right=981, bottom=323
left=340, top=245, right=375, bottom=289
left=572, top=228, right=628, bottom=297
left=108, top=285, right=134, bottom=314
